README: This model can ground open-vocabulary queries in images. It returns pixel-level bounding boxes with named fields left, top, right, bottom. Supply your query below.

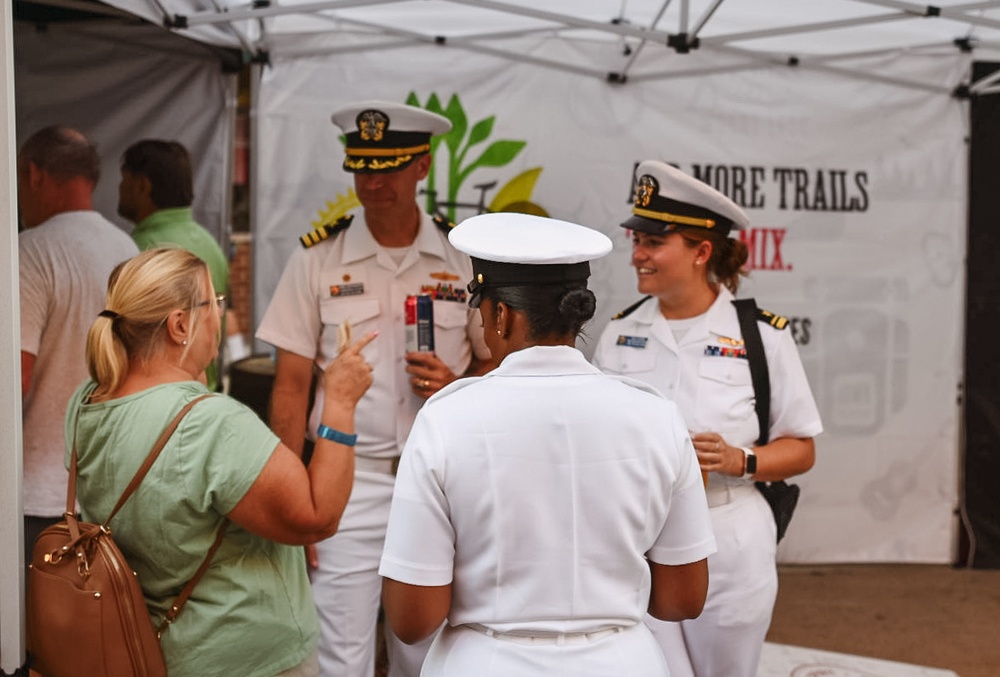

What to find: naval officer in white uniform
left=593, top=161, right=823, bottom=677
left=379, top=212, right=717, bottom=677
left=257, top=101, right=492, bottom=677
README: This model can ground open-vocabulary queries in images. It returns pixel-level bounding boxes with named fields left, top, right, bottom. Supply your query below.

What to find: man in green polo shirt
left=118, top=139, right=229, bottom=390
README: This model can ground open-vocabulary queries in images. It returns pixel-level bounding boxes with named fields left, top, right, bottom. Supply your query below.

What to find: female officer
left=592, top=161, right=823, bottom=677
left=377, top=212, right=717, bottom=676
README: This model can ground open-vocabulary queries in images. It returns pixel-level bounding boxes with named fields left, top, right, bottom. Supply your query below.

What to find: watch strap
left=741, top=446, right=757, bottom=479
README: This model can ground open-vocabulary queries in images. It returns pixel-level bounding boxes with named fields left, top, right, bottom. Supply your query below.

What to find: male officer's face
left=353, top=154, right=431, bottom=213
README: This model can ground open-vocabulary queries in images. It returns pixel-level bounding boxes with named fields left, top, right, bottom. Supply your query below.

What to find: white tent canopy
left=100, top=0, right=1000, bottom=93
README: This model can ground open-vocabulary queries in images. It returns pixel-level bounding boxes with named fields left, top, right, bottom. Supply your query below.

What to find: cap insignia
left=634, top=175, right=658, bottom=209
left=357, top=110, right=388, bottom=142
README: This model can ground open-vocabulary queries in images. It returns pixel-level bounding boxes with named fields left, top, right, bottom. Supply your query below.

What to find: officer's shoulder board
left=611, top=295, right=653, bottom=320
left=432, top=214, right=456, bottom=235
left=757, top=307, right=789, bottom=330
left=299, top=214, right=354, bottom=249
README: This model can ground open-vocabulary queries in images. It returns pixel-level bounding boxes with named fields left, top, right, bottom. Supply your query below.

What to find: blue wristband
left=316, top=424, right=357, bottom=447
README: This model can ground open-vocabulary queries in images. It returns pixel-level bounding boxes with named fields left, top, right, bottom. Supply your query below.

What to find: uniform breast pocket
left=431, top=299, right=472, bottom=359
left=605, top=347, right=657, bottom=375
left=319, top=298, right=380, bottom=363
left=697, top=358, right=757, bottom=428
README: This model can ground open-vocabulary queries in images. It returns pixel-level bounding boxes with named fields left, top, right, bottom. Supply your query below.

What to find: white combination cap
left=623, top=160, right=750, bottom=236
left=330, top=100, right=451, bottom=173
left=449, top=212, right=612, bottom=308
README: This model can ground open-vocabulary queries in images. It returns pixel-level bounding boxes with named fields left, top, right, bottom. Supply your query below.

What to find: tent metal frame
left=146, top=0, right=1000, bottom=94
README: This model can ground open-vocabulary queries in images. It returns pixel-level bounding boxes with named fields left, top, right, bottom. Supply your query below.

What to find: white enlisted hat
left=623, top=160, right=750, bottom=237
left=449, top=212, right=613, bottom=308
left=330, top=100, right=452, bottom=174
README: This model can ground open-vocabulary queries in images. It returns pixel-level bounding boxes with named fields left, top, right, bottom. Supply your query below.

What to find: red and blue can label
left=405, top=294, right=435, bottom=352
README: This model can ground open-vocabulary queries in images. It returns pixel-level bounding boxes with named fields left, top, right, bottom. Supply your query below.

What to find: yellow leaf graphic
left=312, top=189, right=361, bottom=230
left=488, top=167, right=543, bottom=212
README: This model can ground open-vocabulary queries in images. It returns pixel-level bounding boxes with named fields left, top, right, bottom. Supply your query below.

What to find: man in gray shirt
left=18, top=126, right=139, bottom=559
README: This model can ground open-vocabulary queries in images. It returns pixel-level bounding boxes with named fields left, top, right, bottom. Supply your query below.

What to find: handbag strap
left=157, top=519, right=229, bottom=637
left=67, top=392, right=227, bottom=637
left=66, top=394, right=212, bottom=526
left=104, top=394, right=214, bottom=527
left=732, top=298, right=770, bottom=446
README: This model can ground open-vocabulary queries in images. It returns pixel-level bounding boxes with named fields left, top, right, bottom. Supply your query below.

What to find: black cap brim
left=620, top=213, right=676, bottom=235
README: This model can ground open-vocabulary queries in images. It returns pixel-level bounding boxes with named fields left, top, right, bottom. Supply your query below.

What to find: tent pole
left=443, top=0, right=673, bottom=44
left=174, top=0, right=408, bottom=27
left=620, top=0, right=673, bottom=74
left=857, top=0, right=1000, bottom=31
left=0, top=0, right=26, bottom=670
left=969, top=67, right=1000, bottom=95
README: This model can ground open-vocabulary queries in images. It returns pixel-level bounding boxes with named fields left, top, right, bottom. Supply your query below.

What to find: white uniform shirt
left=593, top=287, right=823, bottom=490
left=379, top=345, right=716, bottom=633
left=257, top=212, right=489, bottom=458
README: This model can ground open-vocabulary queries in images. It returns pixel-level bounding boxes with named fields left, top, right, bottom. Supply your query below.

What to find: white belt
left=354, top=456, right=400, bottom=475
left=465, top=623, right=623, bottom=645
left=706, top=482, right=757, bottom=508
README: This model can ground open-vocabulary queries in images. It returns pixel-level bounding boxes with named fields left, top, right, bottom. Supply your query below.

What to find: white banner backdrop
left=254, top=38, right=967, bottom=563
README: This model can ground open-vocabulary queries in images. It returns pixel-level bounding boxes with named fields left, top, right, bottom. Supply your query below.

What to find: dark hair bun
left=557, top=287, right=597, bottom=324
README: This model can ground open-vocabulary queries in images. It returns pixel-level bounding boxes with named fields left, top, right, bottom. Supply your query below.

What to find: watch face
left=746, top=451, right=757, bottom=475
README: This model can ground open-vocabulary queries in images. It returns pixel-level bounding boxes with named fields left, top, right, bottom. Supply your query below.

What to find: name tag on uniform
left=616, top=335, right=648, bottom=349
left=329, top=283, right=365, bottom=297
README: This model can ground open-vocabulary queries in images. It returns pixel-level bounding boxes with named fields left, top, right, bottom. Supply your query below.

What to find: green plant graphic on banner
left=406, top=91, right=549, bottom=222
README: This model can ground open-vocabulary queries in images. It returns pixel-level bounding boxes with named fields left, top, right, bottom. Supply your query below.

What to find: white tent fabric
left=13, top=18, right=236, bottom=241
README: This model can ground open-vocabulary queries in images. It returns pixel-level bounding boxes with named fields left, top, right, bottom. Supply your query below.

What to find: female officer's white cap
left=623, top=160, right=750, bottom=237
left=449, top=212, right=612, bottom=307
left=330, top=100, right=451, bottom=173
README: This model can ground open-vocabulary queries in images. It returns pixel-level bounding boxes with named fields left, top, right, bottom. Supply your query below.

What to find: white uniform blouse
left=592, top=287, right=823, bottom=490
left=379, top=345, right=716, bottom=633
left=256, top=212, right=490, bottom=458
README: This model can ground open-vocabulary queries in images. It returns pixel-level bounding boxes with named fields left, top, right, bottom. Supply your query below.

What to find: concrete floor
left=766, top=564, right=1000, bottom=677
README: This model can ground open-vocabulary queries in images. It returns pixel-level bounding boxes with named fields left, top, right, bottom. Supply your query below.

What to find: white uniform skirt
left=420, top=622, right=668, bottom=677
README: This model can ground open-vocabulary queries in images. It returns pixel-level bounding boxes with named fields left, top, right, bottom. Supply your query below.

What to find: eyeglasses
left=194, top=294, right=227, bottom=314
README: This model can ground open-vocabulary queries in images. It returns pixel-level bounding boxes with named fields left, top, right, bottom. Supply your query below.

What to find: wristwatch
left=741, top=447, right=757, bottom=479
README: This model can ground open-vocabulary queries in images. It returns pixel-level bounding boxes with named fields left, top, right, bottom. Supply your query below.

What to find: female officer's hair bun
left=557, top=287, right=597, bottom=326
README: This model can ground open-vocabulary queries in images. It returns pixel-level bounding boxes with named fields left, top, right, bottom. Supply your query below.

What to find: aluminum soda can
left=405, top=294, right=435, bottom=352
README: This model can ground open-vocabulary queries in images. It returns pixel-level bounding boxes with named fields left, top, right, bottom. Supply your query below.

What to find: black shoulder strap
left=733, top=298, right=770, bottom=446
left=432, top=214, right=456, bottom=234
left=612, top=295, right=652, bottom=320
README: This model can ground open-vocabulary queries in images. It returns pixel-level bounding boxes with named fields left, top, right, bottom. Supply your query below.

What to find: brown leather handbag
left=27, top=395, right=227, bottom=677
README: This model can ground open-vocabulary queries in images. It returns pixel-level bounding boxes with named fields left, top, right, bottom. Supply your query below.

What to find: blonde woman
left=66, top=248, right=375, bottom=677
